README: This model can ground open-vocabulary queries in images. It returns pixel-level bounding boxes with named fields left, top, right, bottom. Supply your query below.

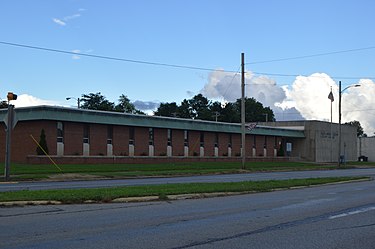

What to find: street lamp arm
left=66, top=96, right=80, bottom=108
left=338, top=82, right=360, bottom=167
left=341, top=84, right=361, bottom=93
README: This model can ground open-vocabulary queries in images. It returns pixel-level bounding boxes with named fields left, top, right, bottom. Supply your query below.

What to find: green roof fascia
left=0, top=106, right=305, bottom=138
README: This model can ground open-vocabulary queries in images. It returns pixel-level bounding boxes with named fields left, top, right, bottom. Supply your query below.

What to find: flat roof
left=0, top=105, right=305, bottom=138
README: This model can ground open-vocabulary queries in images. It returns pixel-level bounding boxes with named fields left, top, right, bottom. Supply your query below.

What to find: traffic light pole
left=4, top=104, right=13, bottom=181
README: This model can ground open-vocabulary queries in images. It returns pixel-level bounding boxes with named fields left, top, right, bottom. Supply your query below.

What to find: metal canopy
left=0, top=106, right=305, bottom=138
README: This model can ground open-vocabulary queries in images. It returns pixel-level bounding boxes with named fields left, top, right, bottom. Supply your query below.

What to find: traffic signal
left=7, top=92, right=17, bottom=101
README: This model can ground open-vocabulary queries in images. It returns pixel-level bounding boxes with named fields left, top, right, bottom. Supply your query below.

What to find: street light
left=338, top=81, right=360, bottom=167
left=66, top=97, right=80, bottom=108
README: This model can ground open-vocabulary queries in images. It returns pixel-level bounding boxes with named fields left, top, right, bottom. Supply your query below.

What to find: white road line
left=329, top=206, right=375, bottom=220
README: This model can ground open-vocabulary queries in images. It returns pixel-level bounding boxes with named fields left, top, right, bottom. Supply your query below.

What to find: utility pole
left=338, top=81, right=341, bottom=167
left=4, top=104, right=14, bottom=181
left=241, top=52, right=246, bottom=169
left=338, top=81, right=342, bottom=167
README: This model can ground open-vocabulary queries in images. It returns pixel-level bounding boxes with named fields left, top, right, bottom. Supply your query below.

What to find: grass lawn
left=0, top=161, right=344, bottom=181
left=0, top=177, right=368, bottom=204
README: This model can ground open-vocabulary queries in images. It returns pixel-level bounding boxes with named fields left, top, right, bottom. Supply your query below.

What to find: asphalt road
left=1, top=179, right=375, bottom=249
left=1, top=168, right=375, bottom=192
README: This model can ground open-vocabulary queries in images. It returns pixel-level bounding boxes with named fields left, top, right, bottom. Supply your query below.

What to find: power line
left=252, top=71, right=375, bottom=80
left=0, top=41, right=238, bottom=73
left=1, top=40, right=375, bottom=80
left=246, top=46, right=375, bottom=65
left=221, top=66, right=241, bottom=101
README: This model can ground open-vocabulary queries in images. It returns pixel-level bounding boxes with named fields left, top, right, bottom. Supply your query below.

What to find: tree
left=188, top=94, right=211, bottom=120
left=345, top=120, right=366, bottom=137
left=209, top=101, right=223, bottom=121
left=153, top=94, right=275, bottom=123
left=234, top=97, right=275, bottom=123
left=115, top=94, right=137, bottom=113
left=154, top=102, right=179, bottom=117
left=80, top=92, right=115, bottom=111
left=36, top=129, right=49, bottom=155
left=177, top=99, right=192, bottom=119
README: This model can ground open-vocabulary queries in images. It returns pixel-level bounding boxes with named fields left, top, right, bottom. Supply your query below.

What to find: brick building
left=0, top=106, right=309, bottom=164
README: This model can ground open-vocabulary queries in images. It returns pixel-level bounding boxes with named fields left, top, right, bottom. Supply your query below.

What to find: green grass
left=347, top=161, right=375, bottom=166
left=0, top=177, right=367, bottom=204
left=1, top=161, right=342, bottom=181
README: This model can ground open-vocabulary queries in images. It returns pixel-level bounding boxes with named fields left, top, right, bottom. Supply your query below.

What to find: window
left=184, top=130, right=189, bottom=146
left=274, top=136, right=278, bottom=148
left=129, top=127, right=135, bottom=145
left=214, top=133, right=219, bottom=148
left=200, top=132, right=204, bottom=147
left=167, top=129, right=172, bottom=146
left=264, top=136, right=267, bottom=148
left=107, top=125, right=113, bottom=145
left=149, top=128, right=154, bottom=145
left=57, top=122, right=64, bottom=143
left=83, top=125, right=90, bottom=144
left=253, top=136, right=256, bottom=148
left=228, top=134, right=232, bottom=148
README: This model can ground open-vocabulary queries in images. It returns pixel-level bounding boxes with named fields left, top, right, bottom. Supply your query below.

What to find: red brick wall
left=64, top=122, right=83, bottom=155
left=204, top=132, right=215, bottom=156
left=188, top=130, right=201, bottom=156
left=134, top=127, right=148, bottom=156
left=254, top=135, right=265, bottom=156
left=0, top=119, right=285, bottom=163
left=231, top=133, right=241, bottom=157
left=171, top=129, right=184, bottom=156
left=218, top=133, right=229, bottom=156
left=0, top=120, right=56, bottom=162
left=89, top=124, right=107, bottom=156
left=113, top=125, right=129, bottom=156
left=0, top=123, right=5, bottom=158
left=154, top=128, right=167, bottom=156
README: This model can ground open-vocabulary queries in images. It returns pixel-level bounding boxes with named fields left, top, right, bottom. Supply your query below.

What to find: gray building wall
left=259, top=120, right=357, bottom=162
left=358, top=136, right=375, bottom=162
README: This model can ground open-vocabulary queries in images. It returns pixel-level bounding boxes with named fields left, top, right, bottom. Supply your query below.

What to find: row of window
left=57, top=122, right=278, bottom=148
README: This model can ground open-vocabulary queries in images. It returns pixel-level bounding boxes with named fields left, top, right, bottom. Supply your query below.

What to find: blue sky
left=1, top=0, right=375, bottom=132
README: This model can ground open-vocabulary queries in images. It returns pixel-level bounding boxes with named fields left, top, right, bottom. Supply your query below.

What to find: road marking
left=329, top=206, right=375, bottom=220
left=278, top=198, right=336, bottom=210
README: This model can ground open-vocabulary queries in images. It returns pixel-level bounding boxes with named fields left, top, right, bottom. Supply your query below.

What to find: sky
left=1, top=0, right=375, bottom=134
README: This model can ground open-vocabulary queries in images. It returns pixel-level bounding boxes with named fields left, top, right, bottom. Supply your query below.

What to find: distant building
left=358, top=136, right=375, bottom=162
left=0, top=106, right=357, bottom=164
left=259, top=121, right=357, bottom=163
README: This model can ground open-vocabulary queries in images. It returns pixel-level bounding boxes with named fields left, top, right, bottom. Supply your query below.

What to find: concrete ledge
left=112, top=196, right=160, bottom=203
left=0, top=200, right=62, bottom=207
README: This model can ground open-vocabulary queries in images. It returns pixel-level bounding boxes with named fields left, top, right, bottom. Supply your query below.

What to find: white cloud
left=133, top=100, right=160, bottom=111
left=280, top=74, right=375, bottom=135
left=283, top=73, right=336, bottom=121
left=52, top=18, right=66, bottom=26
left=11, top=94, right=60, bottom=107
left=202, top=70, right=286, bottom=105
left=201, top=69, right=297, bottom=120
left=52, top=11, right=82, bottom=26
left=64, top=14, right=81, bottom=21
left=340, top=79, right=375, bottom=135
left=201, top=69, right=375, bottom=134
left=71, top=50, right=81, bottom=60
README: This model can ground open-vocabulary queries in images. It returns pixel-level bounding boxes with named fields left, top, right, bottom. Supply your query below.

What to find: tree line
left=78, top=92, right=275, bottom=123
left=77, top=92, right=367, bottom=134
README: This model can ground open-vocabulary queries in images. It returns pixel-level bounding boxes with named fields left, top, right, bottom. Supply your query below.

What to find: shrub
left=36, top=129, right=49, bottom=155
